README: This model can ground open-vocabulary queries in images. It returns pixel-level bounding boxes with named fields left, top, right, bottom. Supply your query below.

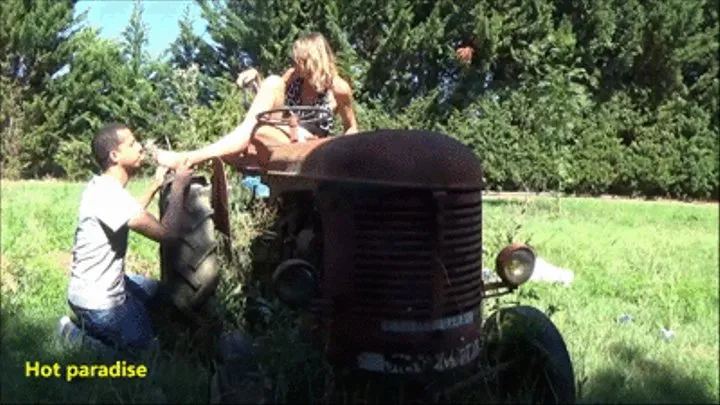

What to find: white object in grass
left=660, top=328, right=676, bottom=341
left=529, top=257, right=574, bottom=287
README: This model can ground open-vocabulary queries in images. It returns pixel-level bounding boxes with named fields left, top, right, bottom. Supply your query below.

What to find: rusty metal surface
left=232, top=130, right=483, bottom=191
left=316, top=188, right=357, bottom=309
left=348, top=189, right=483, bottom=320
left=313, top=185, right=485, bottom=382
left=223, top=130, right=327, bottom=172
left=264, top=137, right=333, bottom=172
left=298, top=130, right=484, bottom=189
left=265, top=173, right=319, bottom=199
left=327, top=312, right=483, bottom=375
left=237, top=128, right=490, bottom=392
left=211, top=157, right=231, bottom=238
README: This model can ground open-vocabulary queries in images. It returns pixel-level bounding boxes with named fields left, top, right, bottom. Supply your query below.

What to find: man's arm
left=128, top=165, right=193, bottom=244
left=136, top=166, right=168, bottom=209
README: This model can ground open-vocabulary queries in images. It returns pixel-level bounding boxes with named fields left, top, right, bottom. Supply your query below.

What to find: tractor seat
left=227, top=133, right=334, bottom=176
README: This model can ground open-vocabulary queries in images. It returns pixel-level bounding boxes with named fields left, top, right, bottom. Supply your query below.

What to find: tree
left=34, top=28, right=133, bottom=178
left=117, top=0, right=166, bottom=140
left=168, top=6, right=218, bottom=104
left=197, top=0, right=308, bottom=78
left=169, top=6, right=209, bottom=70
left=1, top=0, right=716, bottom=198
left=0, top=0, right=84, bottom=177
left=122, top=0, right=149, bottom=77
left=40, top=2, right=171, bottom=179
left=0, top=0, right=84, bottom=92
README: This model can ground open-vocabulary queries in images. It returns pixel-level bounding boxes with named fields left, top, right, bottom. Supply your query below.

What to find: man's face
left=111, top=128, right=144, bottom=172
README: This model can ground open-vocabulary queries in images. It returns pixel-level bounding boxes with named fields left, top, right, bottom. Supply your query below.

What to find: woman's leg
left=154, top=75, right=287, bottom=169
left=251, top=124, right=317, bottom=145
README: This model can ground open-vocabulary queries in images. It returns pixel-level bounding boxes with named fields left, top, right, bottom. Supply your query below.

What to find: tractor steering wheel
left=255, top=106, right=332, bottom=127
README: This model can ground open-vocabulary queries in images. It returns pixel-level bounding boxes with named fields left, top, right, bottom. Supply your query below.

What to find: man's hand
left=138, top=165, right=169, bottom=209
left=129, top=160, right=194, bottom=244
left=175, top=158, right=193, bottom=178
left=152, top=166, right=169, bottom=189
left=170, top=159, right=194, bottom=193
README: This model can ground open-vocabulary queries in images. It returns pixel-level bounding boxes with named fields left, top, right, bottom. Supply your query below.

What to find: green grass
left=482, top=196, right=719, bottom=403
left=1, top=179, right=211, bottom=404
left=1, top=180, right=718, bottom=403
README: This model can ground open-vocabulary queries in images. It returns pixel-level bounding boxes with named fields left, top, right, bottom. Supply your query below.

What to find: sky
left=74, top=0, right=210, bottom=59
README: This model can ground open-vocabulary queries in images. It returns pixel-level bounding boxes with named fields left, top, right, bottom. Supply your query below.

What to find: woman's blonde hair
left=292, top=32, right=338, bottom=93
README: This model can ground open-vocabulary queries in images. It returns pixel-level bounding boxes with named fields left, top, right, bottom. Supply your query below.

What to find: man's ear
left=109, top=150, right=119, bottom=165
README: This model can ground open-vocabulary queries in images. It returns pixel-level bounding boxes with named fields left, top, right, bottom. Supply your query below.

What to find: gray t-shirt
left=67, top=175, right=143, bottom=310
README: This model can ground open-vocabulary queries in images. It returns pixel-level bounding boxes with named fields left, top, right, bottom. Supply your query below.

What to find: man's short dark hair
left=92, top=123, right=128, bottom=170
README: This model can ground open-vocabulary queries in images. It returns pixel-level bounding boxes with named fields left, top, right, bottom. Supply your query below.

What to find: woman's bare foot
left=153, top=149, right=188, bottom=170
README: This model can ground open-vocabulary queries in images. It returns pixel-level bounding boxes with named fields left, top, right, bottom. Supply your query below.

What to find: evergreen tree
left=38, top=28, right=133, bottom=178
left=40, top=2, right=170, bottom=179
left=0, top=0, right=84, bottom=177
left=167, top=5, right=219, bottom=104
left=122, top=0, right=149, bottom=77
left=169, top=6, right=207, bottom=70
left=0, top=0, right=84, bottom=92
left=118, top=0, right=161, bottom=136
left=0, top=0, right=715, bottom=198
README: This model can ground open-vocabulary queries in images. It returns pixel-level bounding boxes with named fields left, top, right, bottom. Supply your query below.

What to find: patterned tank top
left=284, top=76, right=334, bottom=136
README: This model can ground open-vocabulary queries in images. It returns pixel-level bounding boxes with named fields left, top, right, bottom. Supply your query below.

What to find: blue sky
left=75, top=0, right=209, bottom=58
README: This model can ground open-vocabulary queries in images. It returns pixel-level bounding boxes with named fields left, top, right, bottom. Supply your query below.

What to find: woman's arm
left=333, top=78, right=359, bottom=135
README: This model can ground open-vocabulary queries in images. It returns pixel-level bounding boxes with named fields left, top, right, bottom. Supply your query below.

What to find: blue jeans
left=68, top=274, right=162, bottom=353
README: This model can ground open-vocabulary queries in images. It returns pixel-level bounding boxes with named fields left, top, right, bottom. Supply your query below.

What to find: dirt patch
left=54, top=250, right=158, bottom=278
left=54, top=251, right=73, bottom=275
left=1, top=255, right=20, bottom=294
left=126, top=255, right=159, bottom=278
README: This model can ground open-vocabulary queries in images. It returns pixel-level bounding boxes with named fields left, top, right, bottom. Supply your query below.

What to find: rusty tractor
left=158, top=106, right=576, bottom=403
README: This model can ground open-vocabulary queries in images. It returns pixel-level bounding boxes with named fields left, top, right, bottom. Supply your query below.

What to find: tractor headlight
left=272, top=259, right=317, bottom=309
left=495, top=243, right=536, bottom=287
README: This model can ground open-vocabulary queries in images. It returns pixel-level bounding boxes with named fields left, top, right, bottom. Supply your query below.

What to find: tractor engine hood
left=263, top=129, right=484, bottom=190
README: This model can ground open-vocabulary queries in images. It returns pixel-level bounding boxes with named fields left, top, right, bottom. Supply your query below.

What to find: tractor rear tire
left=482, top=305, right=576, bottom=404
left=159, top=175, right=220, bottom=319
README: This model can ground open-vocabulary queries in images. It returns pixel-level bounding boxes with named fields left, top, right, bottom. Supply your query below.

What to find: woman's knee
left=260, top=75, right=284, bottom=91
left=247, top=75, right=285, bottom=113
left=253, top=125, right=293, bottom=144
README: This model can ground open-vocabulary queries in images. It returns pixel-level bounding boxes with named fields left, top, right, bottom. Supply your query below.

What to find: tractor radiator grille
left=351, top=190, right=483, bottom=320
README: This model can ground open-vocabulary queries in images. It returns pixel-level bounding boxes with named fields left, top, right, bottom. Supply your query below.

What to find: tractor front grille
left=351, top=190, right=483, bottom=320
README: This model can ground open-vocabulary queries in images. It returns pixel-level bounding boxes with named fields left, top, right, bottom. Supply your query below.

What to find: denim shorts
left=70, top=274, right=161, bottom=352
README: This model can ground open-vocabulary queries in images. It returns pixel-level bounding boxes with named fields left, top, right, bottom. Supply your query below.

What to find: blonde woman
left=154, top=32, right=359, bottom=169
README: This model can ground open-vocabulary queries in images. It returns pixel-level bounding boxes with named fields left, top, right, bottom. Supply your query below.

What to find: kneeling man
left=59, top=123, right=191, bottom=354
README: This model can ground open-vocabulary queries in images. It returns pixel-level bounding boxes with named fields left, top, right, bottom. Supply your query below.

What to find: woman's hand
left=236, top=68, right=260, bottom=89
left=456, top=45, right=474, bottom=65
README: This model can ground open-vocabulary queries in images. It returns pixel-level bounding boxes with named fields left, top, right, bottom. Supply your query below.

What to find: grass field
left=1, top=179, right=718, bottom=404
